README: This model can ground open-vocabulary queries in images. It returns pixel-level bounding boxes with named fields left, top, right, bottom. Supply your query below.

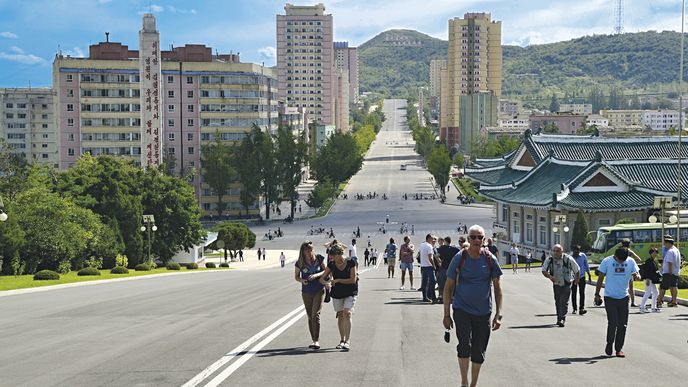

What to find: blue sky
left=0, top=0, right=685, bottom=87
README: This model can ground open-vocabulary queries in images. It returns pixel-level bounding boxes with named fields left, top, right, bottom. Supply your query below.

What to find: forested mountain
left=359, top=29, right=688, bottom=101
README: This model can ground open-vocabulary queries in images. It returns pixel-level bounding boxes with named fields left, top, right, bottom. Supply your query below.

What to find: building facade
left=0, top=88, right=58, bottom=167
left=53, top=14, right=277, bottom=217
left=600, top=109, right=644, bottom=128
left=334, top=41, right=358, bottom=106
left=641, top=110, right=682, bottom=131
left=559, top=103, right=592, bottom=115
left=441, top=12, right=502, bottom=152
left=429, top=59, right=447, bottom=99
left=276, top=3, right=335, bottom=126
left=499, top=99, right=521, bottom=117
left=334, top=68, right=349, bottom=132
left=529, top=113, right=587, bottom=134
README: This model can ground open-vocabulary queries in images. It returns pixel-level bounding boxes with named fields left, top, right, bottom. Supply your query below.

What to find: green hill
left=359, top=29, right=688, bottom=100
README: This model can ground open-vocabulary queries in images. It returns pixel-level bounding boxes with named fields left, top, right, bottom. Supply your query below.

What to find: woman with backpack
left=319, top=243, right=358, bottom=350
left=639, top=247, right=662, bottom=313
left=294, top=241, right=327, bottom=350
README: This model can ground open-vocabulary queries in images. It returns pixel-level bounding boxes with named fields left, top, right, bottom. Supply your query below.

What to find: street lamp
left=552, top=214, right=568, bottom=248
left=0, top=195, right=7, bottom=222
left=141, top=214, right=156, bottom=264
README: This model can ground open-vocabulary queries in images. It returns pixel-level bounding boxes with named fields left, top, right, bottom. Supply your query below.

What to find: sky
left=0, top=0, right=685, bottom=87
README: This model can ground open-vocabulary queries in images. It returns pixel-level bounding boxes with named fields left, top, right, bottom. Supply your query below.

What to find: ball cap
left=664, top=234, right=674, bottom=243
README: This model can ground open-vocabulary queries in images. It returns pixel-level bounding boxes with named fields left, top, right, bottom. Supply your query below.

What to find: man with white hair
left=542, top=244, right=580, bottom=327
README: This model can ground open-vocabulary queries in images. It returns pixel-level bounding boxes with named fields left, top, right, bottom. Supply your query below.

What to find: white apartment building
left=586, top=114, right=609, bottom=127
left=559, top=103, right=592, bottom=115
left=642, top=110, right=683, bottom=131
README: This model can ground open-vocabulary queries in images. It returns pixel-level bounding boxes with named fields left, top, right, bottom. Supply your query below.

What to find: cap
left=664, top=234, right=674, bottom=243
left=621, top=238, right=631, bottom=247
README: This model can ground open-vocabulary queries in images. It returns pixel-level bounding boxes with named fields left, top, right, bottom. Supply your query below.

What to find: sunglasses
left=468, top=235, right=484, bottom=240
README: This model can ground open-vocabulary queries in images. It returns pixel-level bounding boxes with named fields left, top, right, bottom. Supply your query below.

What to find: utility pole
left=614, top=0, right=624, bottom=34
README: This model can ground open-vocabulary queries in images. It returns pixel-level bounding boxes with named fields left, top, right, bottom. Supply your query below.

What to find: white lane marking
left=203, top=309, right=307, bottom=387
left=181, top=306, right=304, bottom=387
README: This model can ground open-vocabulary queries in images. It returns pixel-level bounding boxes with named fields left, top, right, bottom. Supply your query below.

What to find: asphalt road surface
left=0, top=100, right=686, bottom=387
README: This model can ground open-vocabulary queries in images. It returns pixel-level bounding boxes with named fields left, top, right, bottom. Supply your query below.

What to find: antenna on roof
left=105, top=32, right=110, bottom=43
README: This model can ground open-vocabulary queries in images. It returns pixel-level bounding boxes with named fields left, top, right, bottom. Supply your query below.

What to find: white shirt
left=349, top=244, right=358, bottom=258
left=663, top=245, right=681, bottom=275
left=509, top=247, right=519, bottom=258
left=279, top=253, right=285, bottom=262
left=420, top=241, right=434, bottom=267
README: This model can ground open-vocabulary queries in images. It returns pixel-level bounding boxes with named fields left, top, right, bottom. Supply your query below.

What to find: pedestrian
left=356, top=226, right=361, bottom=238
left=443, top=225, right=503, bottom=387
left=620, top=238, right=642, bottom=306
left=485, top=238, right=499, bottom=262
left=525, top=250, right=532, bottom=272
left=299, top=203, right=302, bottom=213
left=385, top=238, right=398, bottom=279
left=257, top=248, right=262, bottom=261
left=262, top=247, right=267, bottom=261
left=594, top=248, right=641, bottom=357
left=658, top=234, right=681, bottom=308
left=437, top=236, right=459, bottom=304
left=364, top=248, right=370, bottom=267
left=399, top=236, right=416, bottom=290
left=570, top=245, right=591, bottom=315
left=411, top=224, right=415, bottom=235
left=371, top=248, right=378, bottom=266
left=319, top=243, right=358, bottom=350
left=238, top=249, right=244, bottom=262
left=420, top=234, right=438, bottom=303
left=639, top=247, right=662, bottom=313
left=541, top=244, right=580, bottom=327
left=367, top=235, right=371, bottom=247
left=280, top=251, right=286, bottom=268
left=509, top=243, right=519, bottom=274
left=348, top=239, right=358, bottom=266
left=294, top=241, right=326, bottom=350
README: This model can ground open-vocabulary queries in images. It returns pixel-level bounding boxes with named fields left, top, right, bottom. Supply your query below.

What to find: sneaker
left=668, top=302, right=678, bottom=307
left=572, top=309, right=577, bottom=314
left=605, top=343, right=613, bottom=357
left=341, top=341, right=350, bottom=350
left=410, top=286, right=416, bottom=290
left=579, top=309, right=588, bottom=315
left=631, top=303, right=637, bottom=307
left=313, top=342, right=320, bottom=350
left=399, top=286, right=404, bottom=290
left=652, top=308, right=661, bottom=313
left=639, top=307, right=646, bottom=314
left=556, top=320, right=564, bottom=327
left=616, top=351, right=625, bottom=358
left=336, top=342, right=344, bottom=349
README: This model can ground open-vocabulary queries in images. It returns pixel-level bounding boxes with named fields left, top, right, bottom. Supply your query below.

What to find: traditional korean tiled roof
left=472, top=150, right=518, bottom=168
left=530, top=134, right=688, bottom=161
left=465, top=167, right=528, bottom=186
left=607, top=161, right=688, bottom=193
left=558, top=191, right=658, bottom=211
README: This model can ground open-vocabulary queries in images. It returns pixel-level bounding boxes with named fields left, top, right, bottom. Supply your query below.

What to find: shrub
left=57, top=261, right=71, bottom=274
left=134, top=263, right=152, bottom=271
left=186, top=262, right=199, bottom=270
left=34, top=270, right=60, bottom=281
left=219, top=262, right=230, bottom=268
left=678, top=275, right=688, bottom=289
left=115, top=254, right=128, bottom=268
left=77, top=267, right=101, bottom=276
left=205, top=262, right=216, bottom=268
left=110, top=266, right=129, bottom=274
left=166, top=262, right=181, bottom=270
left=85, top=256, right=103, bottom=270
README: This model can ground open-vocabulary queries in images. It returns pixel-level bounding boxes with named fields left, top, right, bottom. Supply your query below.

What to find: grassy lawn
left=452, top=178, right=491, bottom=203
left=0, top=266, right=229, bottom=292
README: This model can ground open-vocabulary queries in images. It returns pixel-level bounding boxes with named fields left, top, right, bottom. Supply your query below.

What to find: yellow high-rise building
left=441, top=13, right=502, bottom=151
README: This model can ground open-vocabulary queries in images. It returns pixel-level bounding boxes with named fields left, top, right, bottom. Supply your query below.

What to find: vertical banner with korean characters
left=139, top=14, right=163, bottom=169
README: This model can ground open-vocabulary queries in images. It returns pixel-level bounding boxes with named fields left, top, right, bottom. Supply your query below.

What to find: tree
left=213, top=222, right=256, bottom=262
left=141, top=168, right=206, bottom=263
left=306, top=178, right=336, bottom=210
left=0, top=139, right=30, bottom=200
left=0, top=201, right=25, bottom=275
left=252, top=126, right=280, bottom=220
left=234, top=131, right=262, bottom=217
left=201, top=131, right=237, bottom=217
left=275, top=126, right=308, bottom=219
left=549, top=93, right=560, bottom=113
left=543, top=122, right=560, bottom=134
left=426, top=146, right=452, bottom=196
left=311, top=132, right=363, bottom=186
left=570, top=211, right=591, bottom=251
left=453, top=152, right=465, bottom=169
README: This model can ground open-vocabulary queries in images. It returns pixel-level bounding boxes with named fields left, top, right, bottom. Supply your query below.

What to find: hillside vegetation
left=359, top=29, right=688, bottom=101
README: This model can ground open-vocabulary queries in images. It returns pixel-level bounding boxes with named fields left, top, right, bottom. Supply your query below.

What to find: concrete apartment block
left=334, top=41, right=359, bottom=106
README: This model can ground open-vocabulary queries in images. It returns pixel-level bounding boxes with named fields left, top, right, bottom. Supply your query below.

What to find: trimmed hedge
left=166, top=262, right=181, bottom=270
left=110, top=266, right=129, bottom=274
left=186, top=262, right=199, bottom=270
left=219, top=262, right=230, bottom=268
left=77, top=267, right=101, bottom=276
left=205, top=262, right=216, bottom=268
left=34, top=270, right=60, bottom=281
left=134, top=263, right=153, bottom=271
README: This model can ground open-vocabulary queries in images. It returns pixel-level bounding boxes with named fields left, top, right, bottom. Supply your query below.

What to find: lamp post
left=141, top=214, right=157, bottom=264
left=0, top=195, right=7, bottom=222
left=552, top=214, right=569, bottom=248
left=650, top=196, right=674, bottom=241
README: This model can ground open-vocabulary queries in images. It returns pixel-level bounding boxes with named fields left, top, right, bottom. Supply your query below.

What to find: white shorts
left=332, top=295, right=357, bottom=312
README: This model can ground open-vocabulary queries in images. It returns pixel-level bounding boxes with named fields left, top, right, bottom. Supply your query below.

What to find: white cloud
left=0, top=46, right=46, bottom=65
left=258, top=46, right=276, bottom=60
left=151, top=4, right=164, bottom=13
left=167, top=5, right=197, bottom=14
left=63, top=46, right=86, bottom=58
left=0, top=31, right=18, bottom=39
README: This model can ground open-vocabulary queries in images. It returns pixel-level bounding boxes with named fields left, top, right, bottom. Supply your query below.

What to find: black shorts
left=453, top=309, right=491, bottom=364
left=660, top=274, right=678, bottom=290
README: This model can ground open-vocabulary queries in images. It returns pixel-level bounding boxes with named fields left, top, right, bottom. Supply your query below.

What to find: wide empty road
left=0, top=100, right=685, bottom=386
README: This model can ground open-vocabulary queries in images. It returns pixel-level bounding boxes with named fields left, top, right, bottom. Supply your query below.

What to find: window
left=42, top=154, right=48, bottom=159
left=187, top=118, right=194, bottom=126
left=168, top=105, right=175, bottom=112
left=66, top=74, right=73, bottom=82
left=168, top=132, right=175, bottom=141
left=501, top=205, right=509, bottom=222
left=42, top=133, right=48, bottom=139
left=526, top=223, right=533, bottom=242
left=186, top=76, right=193, bottom=84
left=168, top=90, right=175, bottom=98
left=539, top=225, right=546, bottom=245
left=41, top=144, right=48, bottom=148
left=67, top=104, right=74, bottom=112
left=187, top=146, right=194, bottom=154
left=5, top=113, right=12, bottom=118
left=68, top=133, right=74, bottom=141
left=187, top=133, right=193, bottom=141
left=167, top=76, right=174, bottom=84
left=513, top=220, right=520, bottom=235
left=168, top=119, right=175, bottom=127
left=68, top=148, right=75, bottom=156
left=68, top=89, right=74, bottom=97
left=168, top=147, right=175, bottom=154
left=67, top=118, right=75, bottom=126
left=187, top=90, right=194, bottom=99
left=42, top=114, right=48, bottom=119
left=42, top=124, right=48, bottom=129
left=187, top=105, right=194, bottom=112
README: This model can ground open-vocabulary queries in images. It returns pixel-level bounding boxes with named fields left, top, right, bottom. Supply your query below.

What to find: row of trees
left=0, top=142, right=205, bottom=275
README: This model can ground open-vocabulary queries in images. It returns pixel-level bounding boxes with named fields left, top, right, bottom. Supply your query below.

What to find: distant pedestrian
left=399, top=236, right=415, bottom=290
left=364, top=248, right=370, bottom=267
left=238, top=249, right=244, bottom=262
left=509, top=243, right=519, bottom=274
left=319, top=243, right=358, bottom=350
left=262, top=248, right=267, bottom=261
left=257, top=248, right=262, bottom=261
left=411, top=224, right=415, bottom=235
left=525, top=250, right=532, bottom=272
left=595, top=248, right=641, bottom=357
left=437, top=236, right=459, bottom=303
left=542, top=244, right=580, bottom=327
left=371, top=249, right=378, bottom=266
left=295, top=241, right=326, bottom=350
left=570, top=245, right=591, bottom=315
left=349, top=239, right=358, bottom=266
left=443, top=225, right=503, bottom=387
left=639, top=247, right=661, bottom=313
left=486, top=238, right=499, bottom=262
left=280, top=252, right=286, bottom=268
left=385, top=238, right=398, bottom=278
left=420, top=234, right=438, bottom=303
left=658, top=235, right=681, bottom=308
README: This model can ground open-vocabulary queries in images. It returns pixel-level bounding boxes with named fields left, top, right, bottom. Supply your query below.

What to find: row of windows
left=201, top=118, right=271, bottom=127
left=167, top=75, right=194, bottom=84
left=287, top=69, right=324, bottom=74
left=166, top=119, right=196, bottom=127
left=199, top=132, right=248, bottom=141
left=81, top=118, right=141, bottom=127
left=289, top=97, right=323, bottom=101
left=81, top=89, right=141, bottom=98
left=200, top=90, right=274, bottom=99
left=166, top=146, right=195, bottom=155
left=285, top=27, right=323, bottom=32
left=167, top=132, right=195, bottom=141
left=6, top=133, right=26, bottom=139
left=167, top=90, right=195, bottom=99
left=200, top=104, right=267, bottom=113
left=286, top=76, right=323, bottom=81
left=4, top=103, right=28, bottom=109
left=5, top=113, right=27, bottom=119
left=81, top=147, right=141, bottom=156
left=166, top=104, right=195, bottom=113
left=286, top=48, right=323, bottom=53
left=287, top=89, right=323, bottom=94
left=200, top=75, right=274, bottom=86
left=6, top=123, right=26, bottom=129
left=81, top=74, right=140, bottom=83
left=81, top=103, right=141, bottom=112
left=287, top=83, right=323, bottom=88
left=286, top=56, right=323, bottom=61
left=285, top=35, right=324, bottom=40
left=286, top=42, right=324, bottom=47
left=81, top=132, right=141, bottom=141
left=286, top=21, right=323, bottom=26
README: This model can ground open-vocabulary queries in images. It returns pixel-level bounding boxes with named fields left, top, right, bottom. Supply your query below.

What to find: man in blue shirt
left=570, top=245, right=591, bottom=315
left=595, top=248, right=641, bottom=358
left=443, top=225, right=503, bottom=387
